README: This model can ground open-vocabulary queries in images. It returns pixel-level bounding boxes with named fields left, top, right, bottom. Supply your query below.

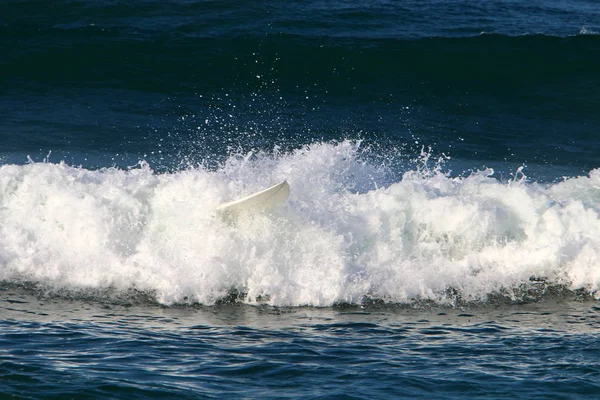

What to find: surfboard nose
left=216, top=181, right=290, bottom=216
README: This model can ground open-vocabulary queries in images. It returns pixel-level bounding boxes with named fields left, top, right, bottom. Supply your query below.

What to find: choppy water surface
left=2, top=287, right=600, bottom=399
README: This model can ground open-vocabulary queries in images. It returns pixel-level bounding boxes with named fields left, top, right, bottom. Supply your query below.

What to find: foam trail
left=0, top=141, right=599, bottom=306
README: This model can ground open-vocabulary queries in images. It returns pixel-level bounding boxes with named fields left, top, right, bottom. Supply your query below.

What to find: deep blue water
left=2, top=290, right=600, bottom=399
left=1, top=0, right=600, bottom=398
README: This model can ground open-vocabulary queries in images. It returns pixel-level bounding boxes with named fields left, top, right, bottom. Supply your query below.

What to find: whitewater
left=0, top=141, right=598, bottom=307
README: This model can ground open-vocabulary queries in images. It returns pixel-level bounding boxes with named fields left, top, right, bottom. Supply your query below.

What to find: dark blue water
left=3, top=290, right=600, bottom=399
left=1, top=1, right=600, bottom=398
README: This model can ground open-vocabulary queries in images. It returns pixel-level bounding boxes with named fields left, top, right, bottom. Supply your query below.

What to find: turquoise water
left=1, top=0, right=600, bottom=398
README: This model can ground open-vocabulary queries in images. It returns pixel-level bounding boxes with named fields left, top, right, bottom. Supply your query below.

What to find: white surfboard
left=216, top=181, right=290, bottom=216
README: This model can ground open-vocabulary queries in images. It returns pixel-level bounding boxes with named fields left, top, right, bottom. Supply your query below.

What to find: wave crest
left=1, top=141, right=599, bottom=306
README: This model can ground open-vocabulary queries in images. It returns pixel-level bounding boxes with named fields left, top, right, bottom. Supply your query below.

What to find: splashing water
left=0, top=141, right=599, bottom=306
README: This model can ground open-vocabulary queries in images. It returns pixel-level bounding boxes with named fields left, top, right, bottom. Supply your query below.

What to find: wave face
left=3, top=30, right=599, bottom=172
left=3, top=29, right=599, bottom=94
left=1, top=141, right=599, bottom=306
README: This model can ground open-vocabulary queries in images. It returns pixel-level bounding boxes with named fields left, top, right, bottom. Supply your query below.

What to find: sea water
left=1, top=1, right=600, bottom=398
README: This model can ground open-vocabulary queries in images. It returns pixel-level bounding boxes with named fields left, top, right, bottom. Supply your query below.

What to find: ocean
left=1, top=0, right=600, bottom=398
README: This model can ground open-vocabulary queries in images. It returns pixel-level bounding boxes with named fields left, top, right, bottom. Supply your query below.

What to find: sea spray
left=0, top=141, right=599, bottom=306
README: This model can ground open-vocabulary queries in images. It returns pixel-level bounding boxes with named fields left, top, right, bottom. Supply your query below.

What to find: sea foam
left=0, top=141, right=598, bottom=306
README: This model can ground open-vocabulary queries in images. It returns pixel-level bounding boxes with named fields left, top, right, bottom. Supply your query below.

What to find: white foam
left=579, top=26, right=599, bottom=35
left=0, top=141, right=599, bottom=306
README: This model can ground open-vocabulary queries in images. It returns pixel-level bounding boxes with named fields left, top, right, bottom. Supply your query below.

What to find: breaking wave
left=1, top=141, right=599, bottom=306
